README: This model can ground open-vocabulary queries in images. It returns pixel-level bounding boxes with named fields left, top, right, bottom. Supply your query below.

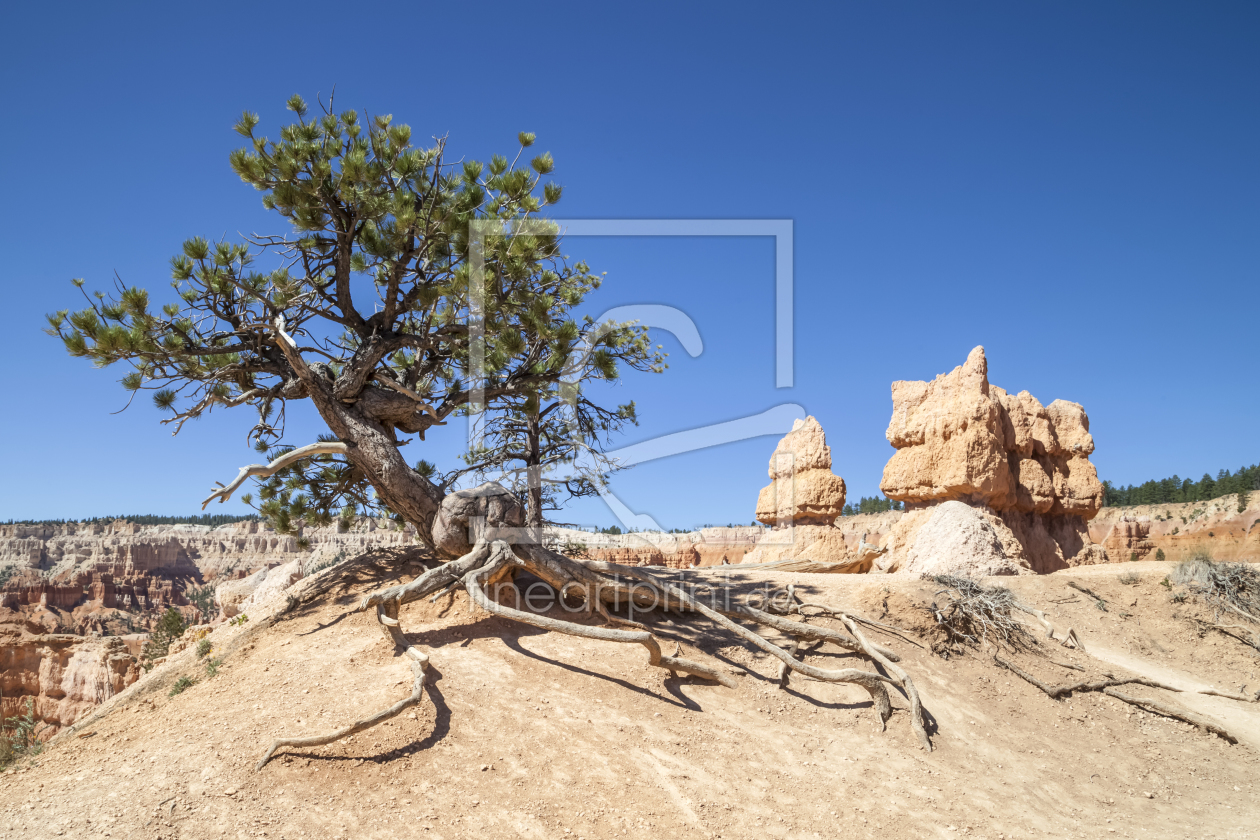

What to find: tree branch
left=371, top=372, right=441, bottom=421
left=202, top=441, right=349, bottom=508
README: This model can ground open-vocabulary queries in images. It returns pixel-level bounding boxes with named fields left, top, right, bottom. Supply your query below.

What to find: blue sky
left=1, top=2, right=1256, bottom=527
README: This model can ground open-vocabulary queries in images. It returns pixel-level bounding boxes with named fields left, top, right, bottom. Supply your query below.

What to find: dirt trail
left=1086, top=643, right=1260, bottom=750
left=2, top=560, right=1258, bottom=839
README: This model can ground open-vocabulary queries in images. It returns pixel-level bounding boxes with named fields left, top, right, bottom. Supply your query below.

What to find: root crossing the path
left=994, top=654, right=1245, bottom=744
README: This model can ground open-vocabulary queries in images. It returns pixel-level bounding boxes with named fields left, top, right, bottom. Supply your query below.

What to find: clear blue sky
left=1, top=2, right=1256, bottom=527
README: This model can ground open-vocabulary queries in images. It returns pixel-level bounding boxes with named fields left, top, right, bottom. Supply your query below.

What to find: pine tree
left=462, top=383, right=648, bottom=529
left=141, top=607, right=187, bottom=668
left=49, top=97, right=660, bottom=544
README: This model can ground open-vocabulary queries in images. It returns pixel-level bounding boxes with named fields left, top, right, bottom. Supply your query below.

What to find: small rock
left=480, top=765, right=489, bottom=772
left=224, top=789, right=237, bottom=796
left=1143, top=791, right=1153, bottom=799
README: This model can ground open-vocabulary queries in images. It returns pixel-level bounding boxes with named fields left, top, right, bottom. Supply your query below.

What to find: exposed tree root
left=994, top=654, right=1183, bottom=697
left=256, top=602, right=429, bottom=770
left=788, top=602, right=928, bottom=652
left=255, top=538, right=936, bottom=769
left=747, top=589, right=930, bottom=748
left=1066, top=581, right=1109, bottom=612
left=1013, top=604, right=1084, bottom=651
left=734, top=605, right=901, bottom=662
left=1101, top=689, right=1240, bottom=745
left=994, top=654, right=1245, bottom=745
left=462, top=543, right=738, bottom=688
left=600, top=562, right=901, bottom=727
left=1196, top=619, right=1260, bottom=656
left=840, top=614, right=933, bottom=751
left=927, top=575, right=1083, bottom=652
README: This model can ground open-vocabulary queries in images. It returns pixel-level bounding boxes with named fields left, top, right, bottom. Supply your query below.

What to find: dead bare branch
left=202, top=442, right=349, bottom=508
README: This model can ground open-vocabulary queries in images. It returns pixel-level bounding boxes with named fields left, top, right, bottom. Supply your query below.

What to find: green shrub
left=169, top=676, right=197, bottom=697
left=185, top=583, right=217, bottom=623
left=228, top=613, right=249, bottom=628
left=141, top=607, right=187, bottom=670
left=1155, top=548, right=1166, bottom=562
left=561, top=540, right=590, bottom=559
left=196, top=638, right=212, bottom=658
left=204, top=657, right=222, bottom=678
left=0, top=698, right=44, bottom=769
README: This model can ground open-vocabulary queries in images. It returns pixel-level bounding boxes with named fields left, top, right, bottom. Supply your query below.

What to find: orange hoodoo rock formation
left=876, top=346, right=1108, bottom=575
left=744, top=417, right=871, bottom=572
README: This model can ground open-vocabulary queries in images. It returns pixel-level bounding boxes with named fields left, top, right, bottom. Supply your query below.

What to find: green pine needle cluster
left=50, top=95, right=666, bottom=538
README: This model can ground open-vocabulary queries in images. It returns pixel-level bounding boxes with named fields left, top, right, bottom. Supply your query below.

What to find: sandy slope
left=2, top=558, right=1258, bottom=840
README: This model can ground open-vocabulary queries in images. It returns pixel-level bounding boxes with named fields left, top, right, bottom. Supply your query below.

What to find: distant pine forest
left=1, top=513, right=260, bottom=527
left=4, top=464, right=1254, bottom=530
left=841, top=496, right=904, bottom=516
left=1102, top=463, right=1258, bottom=508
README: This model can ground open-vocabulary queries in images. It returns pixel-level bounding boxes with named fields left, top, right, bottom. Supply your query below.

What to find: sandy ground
left=2, top=557, right=1259, bottom=840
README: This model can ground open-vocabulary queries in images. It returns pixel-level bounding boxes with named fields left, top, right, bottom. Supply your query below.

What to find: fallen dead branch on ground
left=994, top=654, right=1251, bottom=744
left=1195, top=619, right=1260, bottom=655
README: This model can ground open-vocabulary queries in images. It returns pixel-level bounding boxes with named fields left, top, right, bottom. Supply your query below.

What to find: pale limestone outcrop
left=549, top=527, right=761, bottom=568
left=895, top=501, right=1031, bottom=577
left=1089, top=494, right=1260, bottom=564
left=215, top=567, right=269, bottom=619
left=0, top=516, right=419, bottom=586
left=744, top=525, right=868, bottom=571
left=878, top=347, right=1107, bottom=575
left=1100, top=517, right=1156, bottom=563
left=239, top=559, right=303, bottom=615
